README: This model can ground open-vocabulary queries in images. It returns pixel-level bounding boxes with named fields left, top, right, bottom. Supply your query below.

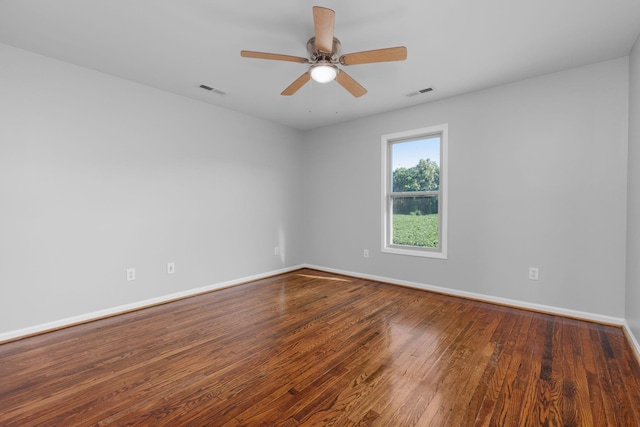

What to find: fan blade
left=313, top=6, right=335, bottom=53
left=339, top=46, right=407, bottom=66
left=281, top=72, right=311, bottom=96
left=241, top=50, right=309, bottom=63
left=336, top=70, right=367, bottom=97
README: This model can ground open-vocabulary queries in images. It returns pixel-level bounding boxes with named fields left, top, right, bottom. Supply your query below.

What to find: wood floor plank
left=560, top=319, right=594, bottom=426
left=525, top=318, right=563, bottom=426
left=469, top=311, right=524, bottom=427
left=489, top=314, right=540, bottom=425
left=1, top=268, right=640, bottom=426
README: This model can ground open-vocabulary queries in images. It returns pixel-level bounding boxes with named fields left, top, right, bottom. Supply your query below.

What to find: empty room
left=2, top=1, right=640, bottom=425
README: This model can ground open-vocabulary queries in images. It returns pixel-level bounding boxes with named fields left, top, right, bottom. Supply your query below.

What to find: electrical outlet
left=363, top=249, right=369, bottom=258
left=167, top=262, right=175, bottom=274
left=529, top=267, right=539, bottom=281
left=274, top=246, right=279, bottom=256
left=127, top=268, right=136, bottom=281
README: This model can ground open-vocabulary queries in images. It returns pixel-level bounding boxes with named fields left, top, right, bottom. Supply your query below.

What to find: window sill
left=382, top=246, right=448, bottom=259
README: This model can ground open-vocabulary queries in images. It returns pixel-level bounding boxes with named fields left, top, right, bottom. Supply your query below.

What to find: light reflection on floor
left=296, top=273, right=352, bottom=282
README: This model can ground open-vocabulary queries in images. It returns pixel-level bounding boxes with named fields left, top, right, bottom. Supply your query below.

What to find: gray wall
left=0, top=44, right=305, bottom=334
left=627, top=35, right=640, bottom=341
left=304, top=57, right=629, bottom=318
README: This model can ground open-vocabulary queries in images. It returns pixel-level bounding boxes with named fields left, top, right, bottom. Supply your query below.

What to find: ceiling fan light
left=310, top=64, right=337, bottom=83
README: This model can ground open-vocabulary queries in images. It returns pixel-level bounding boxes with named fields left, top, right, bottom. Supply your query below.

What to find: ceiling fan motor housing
left=307, top=36, right=341, bottom=63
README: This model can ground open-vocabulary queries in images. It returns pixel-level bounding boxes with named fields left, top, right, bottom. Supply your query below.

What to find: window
left=382, top=124, right=448, bottom=258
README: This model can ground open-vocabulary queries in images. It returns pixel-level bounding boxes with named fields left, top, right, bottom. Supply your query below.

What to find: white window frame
left=381, top=124, right=448, bottom=259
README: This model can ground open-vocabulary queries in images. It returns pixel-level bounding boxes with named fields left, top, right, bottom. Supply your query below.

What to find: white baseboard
left=623, top=320, right=640, bottom=362
left=303, top=264, right=626, bottom=326
left=0, top=265, right=304, bottom=343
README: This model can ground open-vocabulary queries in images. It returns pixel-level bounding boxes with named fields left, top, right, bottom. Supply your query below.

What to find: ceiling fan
left=240, top=6, right=407, bottom=97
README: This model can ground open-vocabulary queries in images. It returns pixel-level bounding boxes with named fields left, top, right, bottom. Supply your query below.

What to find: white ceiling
left=1, top=1, right=639, bottom=131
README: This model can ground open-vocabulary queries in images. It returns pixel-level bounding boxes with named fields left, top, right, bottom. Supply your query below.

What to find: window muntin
left=382, top=125, right=448, bottom=258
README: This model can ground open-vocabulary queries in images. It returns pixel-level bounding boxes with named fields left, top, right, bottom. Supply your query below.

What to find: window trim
left=381, top=124, right=448, bottom=259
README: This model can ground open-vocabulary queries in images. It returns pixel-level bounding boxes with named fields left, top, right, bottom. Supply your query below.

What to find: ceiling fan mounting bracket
left=307, top=37, right=341, bottom=63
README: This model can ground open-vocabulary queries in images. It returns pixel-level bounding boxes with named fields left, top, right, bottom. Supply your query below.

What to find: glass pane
left=391, top=136, right=440, bottom=192
left=391, top=196, right=439, bottom=248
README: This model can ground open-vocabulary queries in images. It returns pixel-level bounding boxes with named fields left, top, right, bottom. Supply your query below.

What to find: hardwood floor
left=1, top=269, right=639, bottom=426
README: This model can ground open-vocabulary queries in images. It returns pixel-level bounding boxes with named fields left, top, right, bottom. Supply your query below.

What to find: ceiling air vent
left=407, top=87, right=433, bottom=97
left=199, top=84, right=227, bottom=95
